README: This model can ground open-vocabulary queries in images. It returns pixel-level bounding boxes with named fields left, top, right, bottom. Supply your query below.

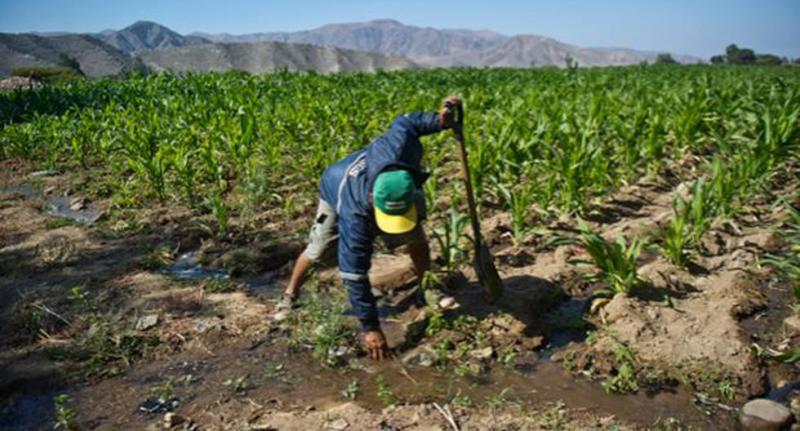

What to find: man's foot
left=271, top=293, right=298, bottom=322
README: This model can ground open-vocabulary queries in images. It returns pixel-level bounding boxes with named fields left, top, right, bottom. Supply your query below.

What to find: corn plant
left=658, top=197, right=693, bottom=267
left=496, top=181, right=536, bottom=245
left=432, top=205, right=469, bottom=274
left=572, top=219, right=646, bottom=297
left=1, top=66, right=798, bottom=238
left=763, top=205, right=800, bottom=311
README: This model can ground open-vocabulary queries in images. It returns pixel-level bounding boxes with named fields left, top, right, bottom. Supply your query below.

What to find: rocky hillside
left=195, top=19, right=508, bottom=63
left=1, top=19, right=701, bottom=78
left=140, top=41, right=418, bottom=74
left=94, top=21, right=210, bottom=54
left=194, top=19, right=700, bottom=67
left=0, top=33, right=132, bottom=78
left=434, top=35, right=648, bottom=67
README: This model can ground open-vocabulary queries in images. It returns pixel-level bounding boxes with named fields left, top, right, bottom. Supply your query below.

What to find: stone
left=438, top=296, right=458, bottom=310
left=791, top=396, right=800, bottom=413
left=469, top=346, right=493, bottom=361
left=163, top=412, right=184, bottom=428
left=402, top=345, right=437, bottom=367
left=519, top=336, right=545, bottom=351
left=69, top=196, right=87, bottom=211
left=193, top=318, right=220, bottom=333
left=784, top=315, right=800, bottom=333
left=740, top=399, right=792, bottom=431
left=136, top=314, right=159, bottom=331
left=326, top=418, right=349, bottom=430
left=271, top=309, right=291, bottom=323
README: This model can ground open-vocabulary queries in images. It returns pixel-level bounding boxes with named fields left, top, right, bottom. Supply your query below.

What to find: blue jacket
left=319, top=112, right=443, bottom=331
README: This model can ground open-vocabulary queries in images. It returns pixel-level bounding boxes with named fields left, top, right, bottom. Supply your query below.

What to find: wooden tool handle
left=454, top=104, right=484, bottom=250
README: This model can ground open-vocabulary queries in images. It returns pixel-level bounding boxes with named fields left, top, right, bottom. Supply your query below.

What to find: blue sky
left=0, top=0, right=798, bottom=58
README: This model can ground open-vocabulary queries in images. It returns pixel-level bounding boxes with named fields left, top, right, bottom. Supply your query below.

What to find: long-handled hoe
left=453, top=103, right=504, bottom=303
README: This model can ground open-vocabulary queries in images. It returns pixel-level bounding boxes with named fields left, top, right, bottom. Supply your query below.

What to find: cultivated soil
left=1, top=157, right=798, bottom=431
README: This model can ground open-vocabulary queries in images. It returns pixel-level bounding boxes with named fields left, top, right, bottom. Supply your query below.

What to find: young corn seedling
left=684, top=178, right=716, bottom=244
left=658, top=197, right=692, bottom=267
left=496, top=181, right=536, bottom=245
left=762, top=205, right=800, bottom=311
left=572, top=219, right=646, bottom=297
left=432, top=206, right=469, bottom=274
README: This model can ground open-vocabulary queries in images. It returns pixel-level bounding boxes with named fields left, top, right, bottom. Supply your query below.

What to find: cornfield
left=1, top=66, right=798, bottom=251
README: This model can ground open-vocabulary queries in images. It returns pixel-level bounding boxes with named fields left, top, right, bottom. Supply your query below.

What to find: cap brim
left=375, top=204, right=417, bottom=235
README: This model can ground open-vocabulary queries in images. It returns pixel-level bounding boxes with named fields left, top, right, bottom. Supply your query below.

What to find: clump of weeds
left=602, top=339, right=639, bottom=394
left=340, top=379, right=359, bottom=400
left=47, top=286, right=158, bottom=377
left=286, top=285, right=357, bottom=367
left=53, top=394, right=77, bottom=431
left=376, top=376, right=398, bottom=407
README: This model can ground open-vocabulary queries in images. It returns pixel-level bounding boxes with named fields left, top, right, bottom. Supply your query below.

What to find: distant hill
left=140, top=41, right=418, bottom=74
left=193, top=19, right=700, bottom=67
left=95, top=21, right=211, bottom=54
left=1, top=19, right=703, bottom=79
left=0, top=33, right=132, bottom=77
left=434, top=35, right=649, bottom=68
left=194, top=19, right=508, bottom=63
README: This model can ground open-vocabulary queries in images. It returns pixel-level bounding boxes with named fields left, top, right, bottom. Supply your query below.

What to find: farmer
left=274, top=95, right=462, bottom=360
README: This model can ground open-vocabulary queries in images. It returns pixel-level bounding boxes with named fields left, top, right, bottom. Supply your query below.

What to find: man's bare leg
left=408, top=240, right=458, bottom=309
left=407, top=241, right=431, bottom=280
left=285, top=251, right=313, bottom=299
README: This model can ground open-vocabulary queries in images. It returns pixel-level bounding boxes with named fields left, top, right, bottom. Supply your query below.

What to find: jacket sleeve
left=337, top=212, right=379, bottom=332
left=391, top=112, right=443, bottom=137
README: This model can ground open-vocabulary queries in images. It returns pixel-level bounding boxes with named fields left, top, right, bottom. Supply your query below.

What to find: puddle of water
left=0, top=390, right=59, bottom=431
left=43, top=196, right=102, bottom=225
left=65, top=336, right=734, bottom=430
left=0, top=183, right=38, bottom=198
left=540, top=297, right=591, bottom=356
left=164, top=253, right=228, bottom=281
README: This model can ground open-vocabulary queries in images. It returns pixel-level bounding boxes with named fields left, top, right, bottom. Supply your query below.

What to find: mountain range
left=0, top=20, right=701, bottom=78
left=193, top=19, right=700, bottom=67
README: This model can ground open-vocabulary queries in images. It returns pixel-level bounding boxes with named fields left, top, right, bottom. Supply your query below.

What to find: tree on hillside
left=795, top=58, right=800, bottom=65
left=655, top=53, right=677, bottom=64
left=57, top=53, right=85, bottom=76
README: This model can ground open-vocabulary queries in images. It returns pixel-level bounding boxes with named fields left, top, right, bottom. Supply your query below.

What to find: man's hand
left=363, top=329, right=390, bottom=361
left=438, top=95, right=462, bottom=129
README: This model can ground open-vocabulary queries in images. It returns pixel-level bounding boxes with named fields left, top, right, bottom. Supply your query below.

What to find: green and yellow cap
left=373, top=170, right=417, bottom=234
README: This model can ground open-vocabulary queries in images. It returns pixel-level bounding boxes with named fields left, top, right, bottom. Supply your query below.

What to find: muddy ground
left=1, top=157, right=799, bottom=431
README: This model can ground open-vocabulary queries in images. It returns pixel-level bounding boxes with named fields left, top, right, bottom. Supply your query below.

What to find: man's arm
left=389, top=95, right=463, bottom=138
left=337, top=213, right=388, bottom=359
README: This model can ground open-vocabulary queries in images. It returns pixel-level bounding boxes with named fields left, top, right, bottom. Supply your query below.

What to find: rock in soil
left=469, top=346, right=494, bottom=361
left=69, top=196, right=87, bottom=211
left=136, top=314, right=159, bottom=331
left=325, top=418, right=349, bottom=430
left=784, top=315, right=800, bottom=333
left=402, top=345, right=437, bottom=367
left=163, top=412, right=185, bottom=428
left=740, top=399, right=792, bottom=431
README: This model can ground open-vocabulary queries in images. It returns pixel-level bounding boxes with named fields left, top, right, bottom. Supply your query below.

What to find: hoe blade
left=474, top=244, right=503, bottom=303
